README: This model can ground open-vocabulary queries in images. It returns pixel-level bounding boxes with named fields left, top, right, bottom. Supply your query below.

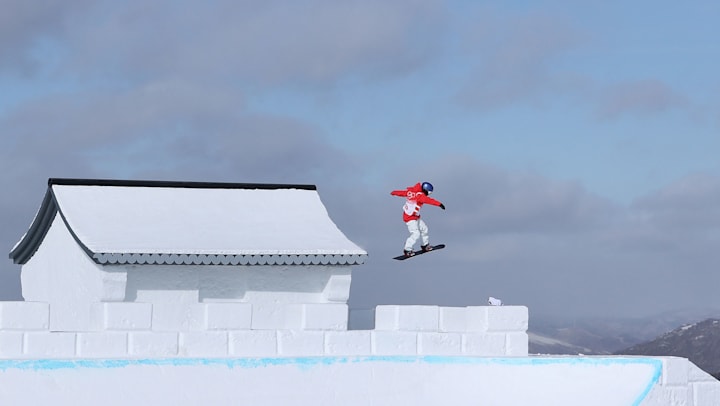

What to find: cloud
left=455, top=10, right=586, bottom=109
left=595, top=79, right=689, bottom=120
left=1, top=77, right=356, bottom=180
left=11, top=0, right=446, bottom=87
left=425, top=155, right=615, bottom=235
left=0, top=0, right=91, bottom=74
left=630, top=173, right=720, bottom=238
left=588, top=173, right=720, bottom=257
left=451, top=8, right=700, bottom=124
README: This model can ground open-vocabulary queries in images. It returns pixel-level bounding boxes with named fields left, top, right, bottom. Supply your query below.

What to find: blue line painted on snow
left=633, top=359, right=663, bottom=406
left=0, top=356, right=662, bottom=403
left=0, top=355, right=664, bottom=371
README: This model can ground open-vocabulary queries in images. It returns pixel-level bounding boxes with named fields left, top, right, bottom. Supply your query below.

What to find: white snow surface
left=51, top=184, right=366, bottom=256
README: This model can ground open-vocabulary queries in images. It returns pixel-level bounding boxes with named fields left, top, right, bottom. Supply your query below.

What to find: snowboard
left=393, top=244, right=445, bottom=260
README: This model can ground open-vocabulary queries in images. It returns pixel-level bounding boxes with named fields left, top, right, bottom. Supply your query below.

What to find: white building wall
left=20, top=216, right=126, bottom=331
left=17, top=216, right=354, bottom=334
left=123, top=265, right=351, bottom=305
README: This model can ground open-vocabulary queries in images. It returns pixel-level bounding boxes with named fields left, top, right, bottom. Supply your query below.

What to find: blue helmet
left=421, top=182, right=434, bottom=194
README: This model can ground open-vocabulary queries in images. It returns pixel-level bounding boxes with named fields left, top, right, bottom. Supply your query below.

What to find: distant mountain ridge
left=528, top=309, right=720, bottom=356
left=529, top=314, right=720, bottom=379
left=614, top=318, right=720, bottom=378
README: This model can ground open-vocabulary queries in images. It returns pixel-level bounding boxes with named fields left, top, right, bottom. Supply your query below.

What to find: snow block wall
left=1, top=300, right=719, bottom=405
left=0, top=302, right=527, bottom=358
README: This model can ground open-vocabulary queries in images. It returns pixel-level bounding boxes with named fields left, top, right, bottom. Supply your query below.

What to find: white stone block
left=205, top=303, right=252, bottom=330
left=51, top=302, right=106, bottom=332
left=151, top=303, right=205, bottom=332
left=505, top=332, right=529, bottom=356
left=694, top=382, right=720, bottom=406
left=374, top=305, right=399, bottom=330
left=371, top=331, right=418, bottom=355
left=24, top=332, right=76, bottom=358
left=661, top=356, right=690, bottom=386
left=644, top=386, right=691, bottom=405
left=462, top=333, right=506, bottom=356
left=401, top=305, right=439, bottom=331
left=0, top=302, right=49, bottom=330
left=129, top=332, right=178, bottom=357
left=77, top=332, right=128, bottom=358
left=325, top=331, right=372, bottom=356
left=135, top=288, right=199, bottom=304
left=293, top=304, right=348, bottom=330
left=375, top=305, right=439, bottom=331
left=229, top=330, right=278, bottom=357
left=0, top=332, right=24, bottom=357
left=252, top=304, right=297, bottom=330
left=99, top=270, right=128, bottom=301
left=282, top=305, right=306, bottom=330
left=439, top=307, right=467, bottom=332
left=277, top=330, right=324, bottom=356
left=664, top=387, right=691, bottom=404
left=486, top=306, right=528, bottom=332
left=418, top=332, right=462, bottom=355
left=322, top=274, right=352, bottom=303
left=102, top=302, right=152, bottom=330
left=180, top=332, right=229, bottom=357
left=466, top=306, right=489, bottom=332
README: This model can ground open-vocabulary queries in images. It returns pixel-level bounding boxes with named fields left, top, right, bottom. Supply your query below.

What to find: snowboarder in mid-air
left=391, top=181, right=445, bottom=258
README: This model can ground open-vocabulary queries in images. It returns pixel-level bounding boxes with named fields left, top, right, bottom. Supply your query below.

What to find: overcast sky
left=1, top=0, right=719, bottom=319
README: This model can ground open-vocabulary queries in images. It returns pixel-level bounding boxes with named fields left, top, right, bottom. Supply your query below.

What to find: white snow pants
left=404, top=219, right=429, bottom=251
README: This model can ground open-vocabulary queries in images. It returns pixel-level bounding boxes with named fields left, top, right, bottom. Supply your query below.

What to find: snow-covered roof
left=10, top=178, right=367, bottom=266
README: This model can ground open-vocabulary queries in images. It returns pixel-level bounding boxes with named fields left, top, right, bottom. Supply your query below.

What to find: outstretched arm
left=418, top=194, right=445, bottom=209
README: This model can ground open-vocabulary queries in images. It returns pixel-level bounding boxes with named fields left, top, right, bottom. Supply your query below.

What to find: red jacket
left=391, top=183, right=443, bottom=222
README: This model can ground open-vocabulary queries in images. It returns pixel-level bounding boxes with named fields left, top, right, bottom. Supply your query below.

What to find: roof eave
left=92, top=252, right=367, bottom=266
left=9, top=189, right=58, bottom=265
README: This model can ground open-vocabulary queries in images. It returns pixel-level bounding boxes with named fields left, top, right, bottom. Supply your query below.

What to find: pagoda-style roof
left=10, top=178, right=366, bottom=266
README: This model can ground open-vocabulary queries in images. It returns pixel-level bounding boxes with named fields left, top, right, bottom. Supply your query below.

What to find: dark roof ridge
left=48, top=178, right=317, bottom=190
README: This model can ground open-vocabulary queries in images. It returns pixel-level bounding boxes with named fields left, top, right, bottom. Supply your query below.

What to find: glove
left=439, top=203, right=445, bottom=210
